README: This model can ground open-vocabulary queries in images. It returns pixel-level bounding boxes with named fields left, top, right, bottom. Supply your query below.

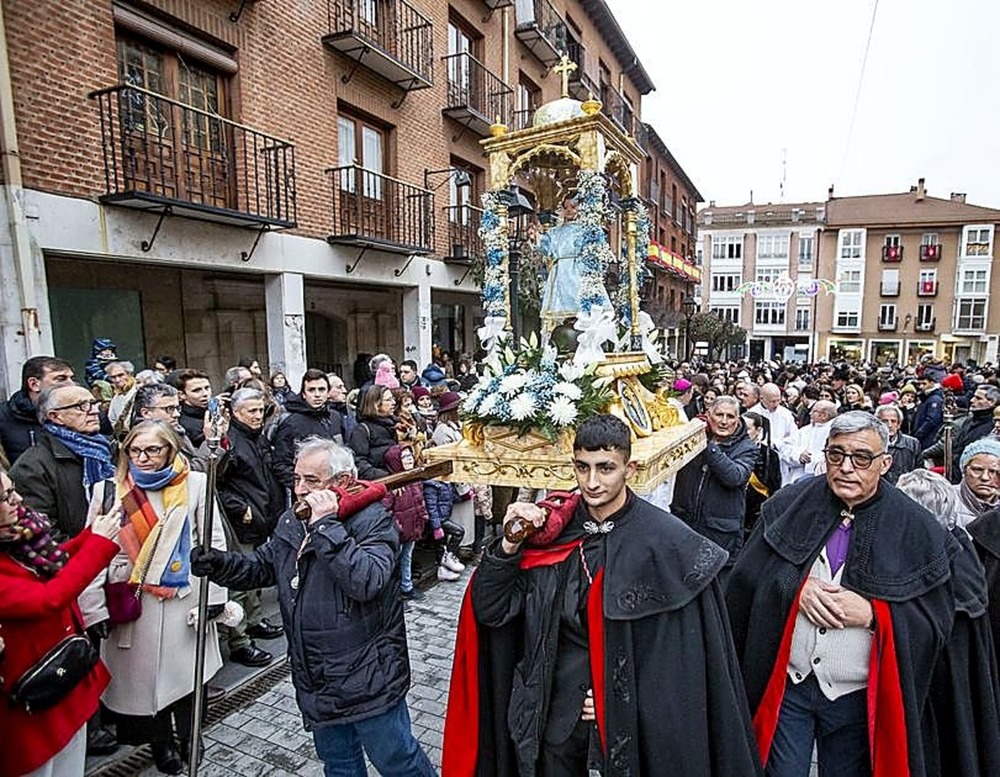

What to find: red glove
left=526, top=491, right=579, bottom=546
left=334, top=481, right=389, bottom=520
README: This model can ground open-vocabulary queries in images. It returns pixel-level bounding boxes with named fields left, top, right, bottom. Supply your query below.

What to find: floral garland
left=461, top=332, right=613, bottom=439
left=575, top=170, right=616, bottom=314
left=478, top=191, right=507, bottom=320
left=612, top=199, right=652, bottom=328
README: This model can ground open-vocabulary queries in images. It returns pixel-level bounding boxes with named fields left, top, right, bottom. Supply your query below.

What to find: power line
left=839, top=0, right=880, bottom=182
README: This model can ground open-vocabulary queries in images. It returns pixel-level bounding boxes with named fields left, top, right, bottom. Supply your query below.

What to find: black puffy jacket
left=217, top=419, right=285, bottom=546
left=205, top=502, right=407, bottom=728
left=271, top=394, right=344, bottom=489
left=0, top=390, right=42, bottom=465
left=671, top=421, right=758, bottom=563
left=348, top=415, right=398, bottom=480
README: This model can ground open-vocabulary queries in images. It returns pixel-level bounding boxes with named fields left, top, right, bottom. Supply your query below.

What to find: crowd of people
left=3, top=338, right=1000, bottom=776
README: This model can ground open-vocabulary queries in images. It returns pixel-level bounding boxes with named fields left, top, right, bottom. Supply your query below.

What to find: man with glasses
left=216, top=387, right=285, bottom=666
left=727, top=411, right=960, bottom=777
left=132, top=384, right=225, bottom=469
left=0, top=355, right=75, bottom=464
left=953, top=439, right=1000, bottom=529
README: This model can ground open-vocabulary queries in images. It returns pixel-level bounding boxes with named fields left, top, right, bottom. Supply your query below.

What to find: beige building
left=697, top=201, right=826, bottom=361
left=818, top=179, right=1000, bottom=366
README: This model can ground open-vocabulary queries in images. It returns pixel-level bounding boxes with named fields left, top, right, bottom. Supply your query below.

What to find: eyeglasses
left=53, top=399, right=98, bottom=413
left=128, top=444, right=167, bottom=460
left=1, top=486, right=17, bottom=505
left=966, top=464, right=1000, bottom=479
left=151, top=404, right=182, bottom=415
left=823, top=448, right=886, bottom=470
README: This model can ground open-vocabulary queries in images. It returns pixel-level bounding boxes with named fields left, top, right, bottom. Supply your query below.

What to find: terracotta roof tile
left=826, top=192, right=1000, bottom=227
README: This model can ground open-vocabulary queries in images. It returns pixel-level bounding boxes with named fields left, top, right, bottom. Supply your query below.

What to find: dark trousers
left=107, top=692, right=199, bottom=746
left=540, top=717, right=591, bottom=776
left=766, top=674, right=871, bottom=777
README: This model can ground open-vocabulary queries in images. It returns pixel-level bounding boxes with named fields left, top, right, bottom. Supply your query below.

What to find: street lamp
left=682, top=294, right=697, bottom=359
left=500, top=184, right=534, bottom=342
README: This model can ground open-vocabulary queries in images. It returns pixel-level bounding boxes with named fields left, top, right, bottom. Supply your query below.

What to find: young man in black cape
left=726, top=411, right=971, bottom=777
left=442, top=414, right=762, bottom=776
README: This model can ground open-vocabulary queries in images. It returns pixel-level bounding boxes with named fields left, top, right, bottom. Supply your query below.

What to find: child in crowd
left=422, top=478, right=466, bottom=582
left=381, top=445, right=428, bottom=600
left=412, top=386, right=438, bottom=435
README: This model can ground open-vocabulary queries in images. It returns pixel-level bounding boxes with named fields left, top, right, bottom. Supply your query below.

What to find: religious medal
left=290, top=574, right=299, bottom=590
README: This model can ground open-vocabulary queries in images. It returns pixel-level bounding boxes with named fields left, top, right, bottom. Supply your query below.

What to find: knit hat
left=900, top=383, right=917, bottom=395
left=411, top=385, right=430, bottom=401
left=941, top=374, right=964, bottom=392
left=879, top=391, right=898, bottom=405
left=374, top=361, right=399, bottom=389
left=960, top=438, right=1000, bottom=471
left=673, top=378, right=692, bottom=393
left=437, top=391, right=462, bottom=413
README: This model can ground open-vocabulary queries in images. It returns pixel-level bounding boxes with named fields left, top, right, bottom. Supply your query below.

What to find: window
left=839, top=229, right=864, bottom=259
left=757, top=234, right=790, bottom=260
left=798, top=234, right=814, bottom=264
left=338, top=113, right=386, bottom=197
left=711, top=273, right=740, bottom=292
left=838, top=269, right=862, bottom=293
left=880, top=268, right=899, bottom=296
left=836, top=309, right=860, bottom=328
left=960, top=268, right=989, bottom=295
left=359, top=0, right=377, bottom=25
left=878, top=304, right=897, bottom=328
left=447, top=21, right=477, bottom=97
left=515, top=75, right=539, bottom=129
left=916, top=303, right=934, bottom=329
left=918, top=268, right=937, bottom=295
left=710, top=306, right=740, bottom=325
left=754, top=301, right=786, bottom=326
left=794, top=306, right=811, bottom=332
left=964, top=226, right=993, bottom=257
left=711, top=235, right=742, bottom=260
left=884, top=234, right=901, bottom=247
left=755, top=269, right=780, bottom=284
left=921, top=232, right=939, bottom=246
left=956, top=299, right=987, bottom=330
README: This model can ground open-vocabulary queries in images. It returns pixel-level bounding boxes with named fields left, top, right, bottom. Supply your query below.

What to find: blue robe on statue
left=540, top=220, right=611, bottom=320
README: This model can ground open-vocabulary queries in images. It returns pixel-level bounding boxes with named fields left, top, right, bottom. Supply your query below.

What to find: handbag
left=8, top=634, right=99, bottom=714
left=105, top=580, right=142, bottom=625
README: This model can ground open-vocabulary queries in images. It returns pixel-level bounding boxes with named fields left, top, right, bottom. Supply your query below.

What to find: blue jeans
left=312, top=698, right=436, bottom=777
left=766, top=674, right=870, bottom=777
left=399, top=541, right=415, bottom=593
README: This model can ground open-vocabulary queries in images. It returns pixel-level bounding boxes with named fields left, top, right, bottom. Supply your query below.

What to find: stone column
left=265, top=272, right=306, bottom=388
left=402, top=283, right=432, bottom=371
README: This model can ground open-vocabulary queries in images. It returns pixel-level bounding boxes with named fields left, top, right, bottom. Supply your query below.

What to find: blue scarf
left=43, top=423, right=115, bottom=489
left=129, top=463, right=178, bottom=492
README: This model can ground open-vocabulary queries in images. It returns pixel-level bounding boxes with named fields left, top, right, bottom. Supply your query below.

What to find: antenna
left=780, top=148, right=787, bottom=202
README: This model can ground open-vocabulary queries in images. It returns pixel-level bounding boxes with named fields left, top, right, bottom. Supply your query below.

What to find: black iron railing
left=515, top=0, right=566, bottom=54
left=326, top=0, right=434, bottom=85
left=89, top=84, right=296, bottom=226
left=602, top=84, right=638, bottom=140
left=444, top=204, right=483, bottom=262
left=443, top=52, right=512, bottom=125
left=512, top=108, right=535, bottom=130
left=326, top=165, right=432, bottom=252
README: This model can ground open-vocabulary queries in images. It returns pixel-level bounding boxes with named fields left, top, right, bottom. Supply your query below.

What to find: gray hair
left=36, top=384, right=84, bottom=422
left=741, top=383, right=761, bottom=401
left=296, top=436, right=357, bottom=479
left=710, top=395, right=741, bottom=413
left=106, top=360, right=135, bottom=375
left=875, top=404, right=903, bottom=424
left=134, top=369, right=164, bottom=386
left=368, top=353, right=391, bottom=373
left=976, top=385, right=1000, bottom=405
left=230, top=387, right=265, bottom=410
left=828, top=410, right=889, bottom=453
left=896, top=470, right=957, bottom=530
left=225, top=365, right=250, bottom=386
left=810, top=400, right=838, bottom=421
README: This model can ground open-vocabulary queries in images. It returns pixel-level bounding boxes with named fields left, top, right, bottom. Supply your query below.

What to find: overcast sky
left=610, top=0, right=1000, bottom=209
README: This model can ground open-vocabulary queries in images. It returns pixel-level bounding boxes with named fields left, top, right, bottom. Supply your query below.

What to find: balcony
left=324, top=0, right=433, bottom=98
left=326, top=165, right=432, bottom=254
left=878, top=317, right=899, bottom=332
left=602, top=85, right=637, bottom=139
left=917, top=280, right=938, bottom=296
left=920, top=243, right=942, bottom=261
left=482, top=0, right=512, bottom=9
left=442, top=53, right=512, bottom=137
left=915, top=317, right=936, bottom=332
left=89, top=84, right=296, bottom=230
left=565, top=39, right=600, bottom=102
left=511, top=108, right=535, bottom=131
left=514, top=0, right=566, bottom=68
left=882, top=245, right=903, bottom=262
left=442, top=204, right=483, bottom=263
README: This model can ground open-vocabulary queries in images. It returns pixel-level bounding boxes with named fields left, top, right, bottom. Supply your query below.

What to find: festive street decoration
left=735, top=272, right=836, bottom=302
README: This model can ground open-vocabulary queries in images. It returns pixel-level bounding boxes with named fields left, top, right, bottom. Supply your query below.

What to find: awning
left=647, top=241, right=701, bottom=283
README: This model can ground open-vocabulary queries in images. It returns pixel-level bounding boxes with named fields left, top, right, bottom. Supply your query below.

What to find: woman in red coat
left=0, top=467, right=120, bottom=777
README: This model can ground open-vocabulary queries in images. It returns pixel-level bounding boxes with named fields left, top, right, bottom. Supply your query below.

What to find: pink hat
left=374, top=362, right=400, bottom=389
left=879, top=391, right=898, bottom=405
left=673, top=378, right=692, bottom=392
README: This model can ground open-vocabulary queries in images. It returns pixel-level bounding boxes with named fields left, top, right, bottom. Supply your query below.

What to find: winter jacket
left=671, top=420, right=758, bottom=563
left=179, top=403, right=207, bottom=448
left=271, top=394, right=344, bottom=489
left=348, top=415, right=398, bottom=480
left=0, top=389, right=42, bottom=464
left=205, top=502, right=407, bottom=728
left=913, top=387, right=945, bottom=450
left=0, top=528, right=117, bottom=777
left=217, top=419, right=285, bottom=546
left=9, top=431, right=90, bottom=542
left=423, top=480, right=453, bottom=533
left=885, top=433, right=922, bottom=484
left=381, top=446, right=428, bottom=543
left=952, top=407, right=998, bottom=483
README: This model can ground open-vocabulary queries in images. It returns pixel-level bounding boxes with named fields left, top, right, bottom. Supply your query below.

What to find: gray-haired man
left=875, top=404, right=921, bottom=484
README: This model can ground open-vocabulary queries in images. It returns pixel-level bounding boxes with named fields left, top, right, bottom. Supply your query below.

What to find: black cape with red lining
left=442, top=491, right=762, bottom=777
left=726, top=476, right=959, bottom=777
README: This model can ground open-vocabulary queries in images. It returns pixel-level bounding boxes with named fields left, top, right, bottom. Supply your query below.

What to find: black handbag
left=8, top=634, right=99, bottom=714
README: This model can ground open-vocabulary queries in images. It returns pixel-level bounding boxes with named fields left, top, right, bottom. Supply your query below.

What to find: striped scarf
left=118, top=456, right=191, bottom=598
left=0, top=506, right=68, bottom=578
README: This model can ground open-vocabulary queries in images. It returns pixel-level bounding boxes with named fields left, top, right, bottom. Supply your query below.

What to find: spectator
left=271, top=369, right=343, bottom=492
left=671, top=396, right=757, bottom=578
left=269, top=371, right=292, bottom=408
left=398, top=359, right=421, bottom=391
left=0, top=468, right=120, bottom=777
left=348, top=385, right=399, bottom=480
left=381, top=444, right=428, bottom=600
left=876, top=404, right=921, bottom=484
left=105, top=360, right=137, bottom=436
left=83, top=338, right=117, bottom=388
left=174, top=370, right=213, bottom=448
left=779, top=400, right=837, bottom=485
left=152, top=356, right=176, bottom=376
left=217, top=388, right=285, bottom=667
left=421, top=362, right=448, bottom=389
left=0, top=355, right=76, bottom=464
left=374, top=360, right=400, bottom=390
left=327, top=373, right=349, bottom=423
left=950, top=384, right=1000, bottom=482
left=412, top=386, right=437, bottom=434
left=913, top=365, right=946, bottom=450
left=223, top=365, right=252, bottom=395
left=191, top=438, right=437, bottom=776
left=743, top=412, right=781, bottom=539
left=360, top=353, right=393, bottom=393
left=97, top=421, right=229, bottom=774
left=738, top=382, right=761, bottom=411
left=238, top=356, right=263, bottom=379
left=431, top=392, right=475, bottom=562
left=839, top=383, right=870, bottom=413
left=954, top=439, right=1000, bottom=530
left=131, top=384, right=226, bottom=471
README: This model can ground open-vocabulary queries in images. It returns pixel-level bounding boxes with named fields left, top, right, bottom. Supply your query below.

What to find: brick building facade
left=0, top=0, right=685, bottom=392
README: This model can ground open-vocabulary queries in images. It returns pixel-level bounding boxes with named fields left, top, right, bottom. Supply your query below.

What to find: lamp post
left=682, top=294, right=697, bottom=359
left=500, top=184, right=534, bottom=342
